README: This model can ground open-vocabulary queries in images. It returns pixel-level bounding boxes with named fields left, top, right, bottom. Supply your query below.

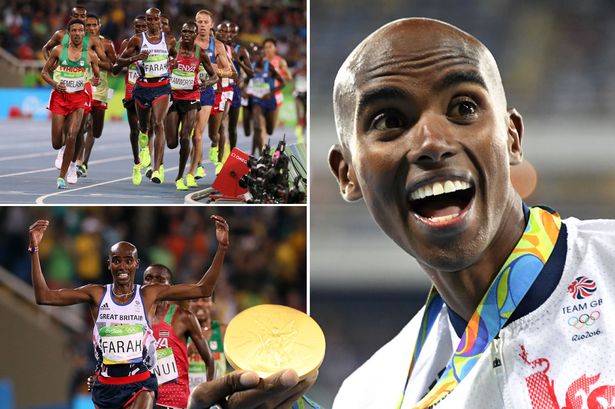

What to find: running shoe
left=138, top=131, right=148, bottom=149
left=186, top=173, right=198, bottom=188
left=57, top=177, right=67, bottom=189
left=208, top=146, right=219, bottom=163
left=145, top=166, right=153, bottom=179
left=215, top=161, right=223, bottom=175
left=175, top=178, right=188, bottom=191
left=76, top=163, right=88, bottom=177
left=54, top=146, right=65, bottom=169
left=195, top=163, right=206, bottom=179
left=132, top=164, right=142, bottom=185
left=151, top=165, right=164, bottom=184
left=139, top=146, right=151, bottom=168
left=67, top=163, right=78, bottom=184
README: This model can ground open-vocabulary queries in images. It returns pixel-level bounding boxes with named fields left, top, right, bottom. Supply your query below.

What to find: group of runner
left=41, top=5, right=295, bottom=191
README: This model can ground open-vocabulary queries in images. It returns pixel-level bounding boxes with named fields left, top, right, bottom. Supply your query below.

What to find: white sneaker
left=55, top=146, right=65, bottom=169
left=67, top=162, right=78, bottom=184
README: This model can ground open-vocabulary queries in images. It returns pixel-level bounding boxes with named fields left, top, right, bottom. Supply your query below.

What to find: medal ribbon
left=397, top=206, right=561, bottom=409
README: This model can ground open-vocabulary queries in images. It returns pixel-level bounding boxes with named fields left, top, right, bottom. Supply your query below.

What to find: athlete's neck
left=424, top=194, right=525, bottom=322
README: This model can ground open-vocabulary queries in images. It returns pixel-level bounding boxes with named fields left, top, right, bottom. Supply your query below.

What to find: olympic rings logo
left=568, top=311, right=600, bottom=329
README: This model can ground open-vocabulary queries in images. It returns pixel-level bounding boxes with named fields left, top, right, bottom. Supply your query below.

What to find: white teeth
left=410, top=179, right=471, bottom=201
left=429, top=213, right=459, bottom=223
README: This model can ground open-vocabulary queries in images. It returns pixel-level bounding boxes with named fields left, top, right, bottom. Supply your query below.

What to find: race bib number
left=188, top=360, right=207, bottom=390
left=171, top=69, right=195, bottom=90
left=153, top=347, right=179, bottom=384
left=144, top=55, right=169, bottom=78
left=99, top=324, right=144, bottom=364
left=248, top=78, right=270, bottom=98
left=127, top=65, right=139, bottom=84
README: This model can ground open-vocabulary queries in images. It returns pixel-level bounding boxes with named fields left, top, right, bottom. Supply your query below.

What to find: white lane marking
left=0, top=142, right=128, bottom=162
left=36, top=165, right=179, bottom=204
left=0, top=155, right=133, bottom=178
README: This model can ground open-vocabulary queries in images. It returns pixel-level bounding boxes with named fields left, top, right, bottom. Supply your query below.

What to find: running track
left=0, top=120, right=298, bottom=204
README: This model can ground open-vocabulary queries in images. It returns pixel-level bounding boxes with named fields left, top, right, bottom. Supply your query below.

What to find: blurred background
left=309, top=0, right=615, bottom=406
left=0, top=206, right=306, bottom=409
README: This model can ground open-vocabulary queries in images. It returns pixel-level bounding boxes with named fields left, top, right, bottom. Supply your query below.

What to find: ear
left=328, top=144, right=362, bottom=202
left=507, top=108, right=523, bottom=165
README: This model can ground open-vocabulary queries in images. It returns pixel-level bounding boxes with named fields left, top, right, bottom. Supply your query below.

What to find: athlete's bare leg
left=151, top=96, right=170, bottom=172
left=189, top=105, right=212, bottom=176
left=125, top=390, right=155, bottom=409
left=127, top=108, right=140, bottom=164
left=177, top=110, right=196, bottom=181
left=82, top=107, right=105, bottom=166
left=60, top=109, right=85, bottom=179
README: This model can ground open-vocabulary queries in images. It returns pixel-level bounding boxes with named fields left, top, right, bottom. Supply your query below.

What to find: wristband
left=28, top=245, right=38, bottom=254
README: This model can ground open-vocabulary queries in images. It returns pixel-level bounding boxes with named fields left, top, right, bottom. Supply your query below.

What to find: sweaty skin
left=329, top=18, right=525, bottom=321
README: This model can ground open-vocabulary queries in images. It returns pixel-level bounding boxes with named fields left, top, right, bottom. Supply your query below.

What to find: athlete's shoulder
left=333, top=307, right=426, bottom=409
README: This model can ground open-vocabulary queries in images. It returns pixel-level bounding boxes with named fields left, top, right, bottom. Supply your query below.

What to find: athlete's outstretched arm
left=146, top=215, right=229, bottom=302
left=184, top=310, right=215, bottom=381
left=29, top=220, right=98, bottom=306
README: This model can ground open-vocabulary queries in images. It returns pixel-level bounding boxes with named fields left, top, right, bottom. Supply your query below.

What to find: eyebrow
left=433, top=71, right=487, bottom=93
left=356, top=87, right=410, bottom=117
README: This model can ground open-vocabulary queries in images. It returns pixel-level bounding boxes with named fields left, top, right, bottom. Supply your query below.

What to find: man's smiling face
left=330, top=18, right=523, bottom=273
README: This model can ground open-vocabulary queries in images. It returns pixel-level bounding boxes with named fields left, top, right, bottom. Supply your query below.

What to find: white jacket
left=334, top=218, right=615, bottom=409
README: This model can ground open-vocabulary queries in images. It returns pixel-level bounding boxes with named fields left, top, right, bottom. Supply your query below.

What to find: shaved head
left=109, top=241, right=138, bottom=258
left=146, top=8, right=161, bottom=16
left=334, top=18, right=506, bottom=149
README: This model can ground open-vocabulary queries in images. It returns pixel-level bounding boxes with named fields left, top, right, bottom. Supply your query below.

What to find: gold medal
left=224, top=304, right=326, bottom=379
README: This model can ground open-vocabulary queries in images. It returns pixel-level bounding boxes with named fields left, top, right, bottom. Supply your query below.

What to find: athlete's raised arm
left=29, top=220, right=101, bottom=306
left=144, top=215, right=229, bottom=302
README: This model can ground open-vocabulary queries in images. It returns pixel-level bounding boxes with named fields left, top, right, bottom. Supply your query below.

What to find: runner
left=144, top=264, right=215, bottom=409
left=117, top=8, right=177, bottom=185
left=293, top=59, right=307, bottom=142
left=165, top=21, right=218, bottom=191
left=245, top=44, right=285, bottom=155
left=77, top=14, right=117, bottom=177
left=41, top=18, right=100, bottom=189
left=189, top=9, right=234, bottom=183
left=28, top=215, right=229, bottom=409
left=187, top=296, right=229, bottom=387
left=224, top=22, right=253, bottom=152
left=263, top=38, right=292, bottom=129
left=112, top=15, right=148, bottom=185
left=42, top=5, right=109, bottom=181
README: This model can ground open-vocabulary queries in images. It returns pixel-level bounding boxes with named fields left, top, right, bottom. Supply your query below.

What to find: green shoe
left=215, top=161, right=223, bottom=175
left=208, top=146, right=219, bottom=163
left=138, top=131, right=148, bottom=149
left=186, top=173, right=198, bottom=188
left=175, top=178, right=188, bottom=191
left=57, top=177, right=67, bottom=189
left=159, top=164, right=165, bottom=183
left=139, top=146, right=151, bottom=168
left=76, top=163, right=88, bottom=177
left=132, top=164, right=142, bottom=185
left=195, top=163, right=206, bottom=179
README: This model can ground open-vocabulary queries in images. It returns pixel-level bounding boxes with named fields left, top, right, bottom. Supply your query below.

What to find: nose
left=406, top=113, right=456, bottom=165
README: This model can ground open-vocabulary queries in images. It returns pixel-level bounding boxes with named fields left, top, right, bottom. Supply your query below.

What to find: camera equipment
left=238, top=136, right=306, bottom=204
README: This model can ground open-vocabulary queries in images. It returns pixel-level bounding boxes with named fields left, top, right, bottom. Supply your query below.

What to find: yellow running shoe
left=132, top=164, right=142, bottom=185
left=159, top=164, right=165, bottom=183
left=139, top=146, right=151, bottom=168
left=151, top=170, right=161, bottom=184
left=209, top=146, right=219, bottom=163
left=215, top=161, right=223, bottom=175
left=175, top=178, right=188, bottom=191
left=186, top=173, right=198, bottom=188
left=195, top=163, right=206, bottom=179
left=138, top=131, right=148, bottom=149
